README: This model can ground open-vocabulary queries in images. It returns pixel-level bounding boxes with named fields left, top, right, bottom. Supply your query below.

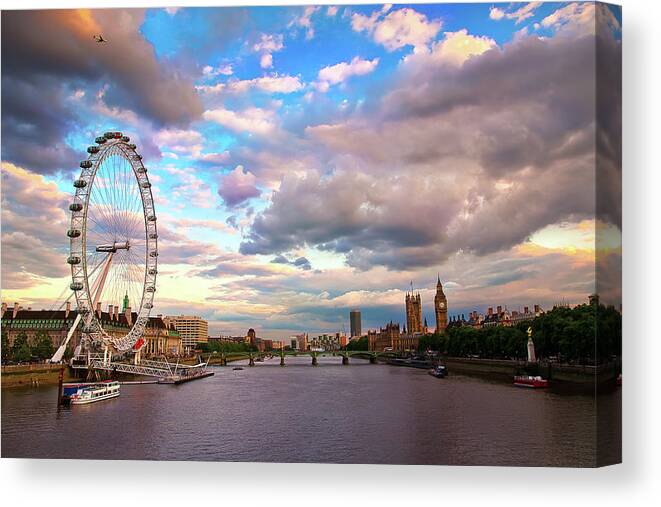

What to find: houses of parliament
left=368, top=276, right=448, bottom=352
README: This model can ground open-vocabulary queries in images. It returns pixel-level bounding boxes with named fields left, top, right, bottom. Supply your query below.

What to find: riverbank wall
left=441, top=357, right=621, bottom=385
left=1, top=364, right=83, bottom=388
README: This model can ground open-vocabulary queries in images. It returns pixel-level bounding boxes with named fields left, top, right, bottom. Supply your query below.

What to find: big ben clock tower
left=434, top=275, right=448, bottom=333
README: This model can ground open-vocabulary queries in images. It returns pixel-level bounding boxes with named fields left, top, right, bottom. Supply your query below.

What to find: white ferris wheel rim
left=68, top=131, right=158, bottom=353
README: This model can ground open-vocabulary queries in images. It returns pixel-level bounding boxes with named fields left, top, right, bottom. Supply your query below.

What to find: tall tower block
left=434, top=275, right=448, bottom=333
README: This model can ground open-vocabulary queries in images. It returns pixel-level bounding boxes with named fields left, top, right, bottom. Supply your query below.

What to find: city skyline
left=1, top=3, right=622, bottom=339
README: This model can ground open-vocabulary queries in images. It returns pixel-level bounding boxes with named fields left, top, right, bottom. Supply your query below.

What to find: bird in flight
left=92, top=34, right=108, bottom=43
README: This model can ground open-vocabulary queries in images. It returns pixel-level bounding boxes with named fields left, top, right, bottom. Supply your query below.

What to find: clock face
left=440, top=303, right=445, bottom=309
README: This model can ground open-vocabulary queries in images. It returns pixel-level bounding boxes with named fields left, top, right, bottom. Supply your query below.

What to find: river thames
left=1, top=356, right=621, bottom=466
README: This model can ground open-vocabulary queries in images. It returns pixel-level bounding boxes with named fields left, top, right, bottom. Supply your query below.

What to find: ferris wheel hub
left=95, top=241, right=130, bottom=253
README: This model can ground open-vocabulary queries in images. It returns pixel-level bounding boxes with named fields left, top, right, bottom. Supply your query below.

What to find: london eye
left=57, top=131, right=158, bottom=359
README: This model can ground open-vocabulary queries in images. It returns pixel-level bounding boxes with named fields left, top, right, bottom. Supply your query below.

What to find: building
left=350, top=309, right=362, bottom=337
left=168, top=315, right=208, bottom=350
left=434, top=276, right=448, bottom=333
left=309, top=332, right=344, bottom=351
left=145, top=316, right=182, bottom=357
left=368, top=322, right=401, bottom=352
left=1, top=303, right=182, bottom=357
left=289, top=333, right=308, bottom=351
left=405, top=289, right=423, bottom=334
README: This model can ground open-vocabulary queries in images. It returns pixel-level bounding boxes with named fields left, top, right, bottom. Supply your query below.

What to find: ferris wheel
left=57, top=131, right=158, bottom=358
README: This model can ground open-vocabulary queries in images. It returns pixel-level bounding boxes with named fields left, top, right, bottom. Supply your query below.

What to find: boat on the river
left=513, top=375, right=549, bottom=388
left=388, top=357, right=433, bottom=369
left=428, top=365, right=447, bottom=378
left=69, top=381, right=120, bottom=404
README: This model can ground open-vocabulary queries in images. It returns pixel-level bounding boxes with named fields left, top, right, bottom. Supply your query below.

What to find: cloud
left=289, top=6, right=320, bottom=39
left=197, top=74, right=303, bottom=95
left=1, top=162, right=71, bottom=288
left=239, top=25, right=613, bottom=272
left=1, top=75, right=80, bottom=173
left=1, top=9, right=205, bottom=173
left=327, top=6, right=339, bottom=17
left=154, top=128, right=204, bottom=157
left=203, top=107, right=277, bottom=135
left=489, top=7, right=505, bottom=21
left=490, top=2, right=542, bottom=24
left=4, top=10, right=202, bottom=126
left=315, top=56, right=380, bottom=91
left=260, top=53, right=274, bottom=69
left=270, top=254, right=312, bottom=271
left=202, top=64, right=233, bottom=77
left=217, top=165, right=261, bottom=207
left=541, top=2, right=597, bottom=36
left=252, top=33, right=284, bottom=69
left=161, top=166, right=215, bottom=209
left=352, top=6, right=442, bottom=52
left=408, top=29, right=497, bottom=67
left=253, top=33, right=284, bottom=53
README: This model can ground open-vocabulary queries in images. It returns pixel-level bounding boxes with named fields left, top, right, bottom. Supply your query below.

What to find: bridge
left=202, top=349, right=398, bottom=367
left=69, top=350, right=399, bottom=380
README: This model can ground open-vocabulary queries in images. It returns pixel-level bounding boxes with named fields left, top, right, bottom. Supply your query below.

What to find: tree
left=345, top=336, right=368, bottom=351
left=11, top=332, right=31, bottom=363
left=1, top=330, right=10, bottom=363
left=31, top=330, right=54, bottom=360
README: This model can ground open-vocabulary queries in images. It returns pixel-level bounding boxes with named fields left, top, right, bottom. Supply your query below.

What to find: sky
left=1, top=2, right=622, bottom=338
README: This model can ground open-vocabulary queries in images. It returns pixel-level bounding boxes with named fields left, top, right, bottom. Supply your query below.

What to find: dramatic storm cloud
left=1, top=4, right=621, bottom=336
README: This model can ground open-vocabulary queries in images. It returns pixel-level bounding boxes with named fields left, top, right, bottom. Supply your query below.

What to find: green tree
left=1, top=329, right=10, bottom=363
left=11, top=332, right=32, bottom=363
left=31, top=330, right=54, bottom=360
left=345, top=336, right=368, bottom=351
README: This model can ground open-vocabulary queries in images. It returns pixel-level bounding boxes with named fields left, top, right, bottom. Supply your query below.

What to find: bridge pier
left=311, top=355, right=318, bottom=366
left=369, top=356, right=377, bottom=364
left=249, top=355, right=255, bottom=367
left=342, top=355, right=349, bottom=365
left=280, top=355, right=285, bottom=367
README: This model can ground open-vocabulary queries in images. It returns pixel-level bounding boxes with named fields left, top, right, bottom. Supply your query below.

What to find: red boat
left=513, top=375, right=549, bottom=388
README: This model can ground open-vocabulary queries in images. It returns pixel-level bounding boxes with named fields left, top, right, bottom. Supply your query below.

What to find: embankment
left=441, top=356, right=621, bottom=385
left=1, top=364, right=82, bottom=388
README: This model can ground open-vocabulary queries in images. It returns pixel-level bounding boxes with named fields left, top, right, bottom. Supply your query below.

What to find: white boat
left=70, top=381, right=120, bottom=405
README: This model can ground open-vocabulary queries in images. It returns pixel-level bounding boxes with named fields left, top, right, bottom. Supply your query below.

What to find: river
left=1, top=356, right=621, bottom=466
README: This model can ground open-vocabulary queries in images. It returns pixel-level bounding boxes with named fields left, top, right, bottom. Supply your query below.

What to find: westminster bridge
left=201, top=349, right=399, bottom=367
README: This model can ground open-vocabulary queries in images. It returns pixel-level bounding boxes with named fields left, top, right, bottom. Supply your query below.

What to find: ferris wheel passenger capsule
left=69, top=203, right=83, bottom=212
left=149, top=251, right=158, bottom=258
left=95, top=136, right=107, bottom=144
left=149, top=233, right=158, bottom=239
left=132, top=154, right=143, bottom=161
left=137, top=167, right=147, bottom=173
left=103, top=132, right=114, bottom=139
left=141, top=181, right=151, bottom=189
left=73, top=179, right=87, bottom=188
left=147, top=215, right=156, bottom=222
left=67, top=229, right=81, bottom=238
left=148, top=268, right=157, bottom=275
left=121, top=136, right=130, bottom=142
left=144, top=303, right=153, bottom=309
left=67, top=256, right=81, bottom=265
left=146, top=286, right=156, bottom=292
left=128, top=144, right=136, bottom=149
left=80, top=160, right=93, bottom=169
left=70, top=282, right=83, bottom=291
left=87, top=146, right=99, bottom=154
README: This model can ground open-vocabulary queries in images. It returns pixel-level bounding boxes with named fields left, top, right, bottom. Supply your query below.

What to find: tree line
left=1, top=330, right=61, bottom=364
left=196, top=340, right=256, bottom=354
left=418, top=303, right=621, bottom=364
